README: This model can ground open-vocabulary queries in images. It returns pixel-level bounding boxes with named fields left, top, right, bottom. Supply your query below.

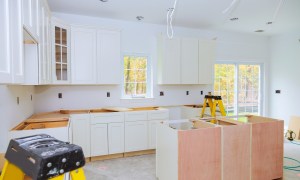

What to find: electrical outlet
left=107, top=92, right=110, bottom=97
left=58, top=93, right=62, bottom=99
left=275, top=90, right=281, bottom=94
left=201, top=91, right=203, bottom=95
left=160, top=91, right=164, bottom=96
left=186, top=91, right=189, bottom=95
left=17, top=97, right=20, bottom=105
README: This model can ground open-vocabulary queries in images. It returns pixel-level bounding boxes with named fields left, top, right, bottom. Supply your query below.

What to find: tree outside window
left=123, top=55, right=151, bottom=98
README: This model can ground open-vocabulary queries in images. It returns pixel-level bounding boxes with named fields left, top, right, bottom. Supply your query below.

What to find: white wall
left=269, top=33, right=300, bottom=125
left=0, top=85, right=35, bottom=152
left=34, top=13, right=270, bottom=114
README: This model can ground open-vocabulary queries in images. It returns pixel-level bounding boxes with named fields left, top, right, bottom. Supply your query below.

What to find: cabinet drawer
left=148, top=110, right=169, bottom=120
left=91, top=112, right=124, bottom=124
left=125, top=111, right=148, bottom=122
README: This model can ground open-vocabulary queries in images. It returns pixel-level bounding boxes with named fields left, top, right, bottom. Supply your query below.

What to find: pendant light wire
left=167, top=0, right=178, bottom=39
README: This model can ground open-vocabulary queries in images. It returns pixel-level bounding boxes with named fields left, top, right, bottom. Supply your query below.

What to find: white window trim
left=121, top=53, right=153, bottom=99
left=215, top=61, right=265, bottom=116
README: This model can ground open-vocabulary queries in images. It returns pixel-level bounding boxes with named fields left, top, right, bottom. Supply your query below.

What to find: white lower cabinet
left=70, top=114, right=91, bottom=158
left=91, top=124, right=108, bottom=156
left=108, top=123, right=124, bottom=154
left=125, top=121, right=148, bottom=152
left=148, top=120, right=161, bottom=149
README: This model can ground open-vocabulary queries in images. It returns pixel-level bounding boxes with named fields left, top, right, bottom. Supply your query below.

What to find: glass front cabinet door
left=52, top=18, right=70, bottom=84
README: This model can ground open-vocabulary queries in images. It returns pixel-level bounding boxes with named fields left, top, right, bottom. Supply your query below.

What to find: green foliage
left=124, top=56, right=147, bottom=96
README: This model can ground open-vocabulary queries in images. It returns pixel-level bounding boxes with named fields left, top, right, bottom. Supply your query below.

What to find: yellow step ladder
left=0, top=134, right=86, bottom=180
left=200, top=93, right=226, bottom=118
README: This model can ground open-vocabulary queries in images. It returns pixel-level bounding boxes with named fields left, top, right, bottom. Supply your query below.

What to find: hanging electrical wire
left=167, top=0, right=178, bottom=39
left=270, top=0, right=286, bottom=24
left=222, top=0, right=241, bottom=14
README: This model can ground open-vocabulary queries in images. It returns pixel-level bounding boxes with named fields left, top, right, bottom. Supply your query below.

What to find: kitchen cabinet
left=148, top=120, right=161, bottom=149
left=97, top=30, right=121, bottom=84
left=0, top=0, right=25, bottom=84
left=148, top=109, right=169, bottom=149
left=39, top=1, right=52, bottom=84
left=108, top=123, right=124, bottom=154
left=91, top=124, right=108, bottom=156
left=70, top=114, right=91, bottom=157
left=52, top=18, right=70, bottom=84
left=90, top=112, right=125, bottom=156
left=199, top=40, right=216, bottom=84
left=158, top=36, right=181, bottom=84
left=22, top=0, right=39, bottom=40
left=0, top=0, right=11, bottom=83
left=157, top=36, right=216, bottom=85
left=125, top=121, right=148, bottom=152
left=9, top=0, right=24, bottom=84
left=181, top=38, right=199, bottom=84
left=71, top=26, right=97, bottom=84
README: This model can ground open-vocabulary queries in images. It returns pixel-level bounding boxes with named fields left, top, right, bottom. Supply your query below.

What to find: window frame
left=121, top=53, right=153, bottom=99
left=214, top=61, right=264, bottom=116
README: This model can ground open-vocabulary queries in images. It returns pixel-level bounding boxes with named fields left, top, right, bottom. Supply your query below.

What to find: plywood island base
left=157, top=116, right=284, bottom=180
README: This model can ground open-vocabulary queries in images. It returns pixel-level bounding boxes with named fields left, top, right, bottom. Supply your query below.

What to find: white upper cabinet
left=71, top=26, right=97, bottom=84
left=97, top=30, right=121, bottom=84
left=199, top=40, right=216, bottom=84
left=158, top=36, right=181, bottom=84
left=158, top=35, right=216, bottom=85
left=0, top=0, right=12, bottom=83
left=0, top=0, right=25, bottom=84
left=22, top=0, right=39, bottom=40
left=39, top=1, right=52, bottom=84
left=52, top=18, right=70, bottom=84
left=181, top=38, right=199, bottom=84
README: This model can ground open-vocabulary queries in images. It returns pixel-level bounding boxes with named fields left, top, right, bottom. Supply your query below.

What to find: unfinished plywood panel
left=289, top=116, right=300, bottom=140
left=251, top=121, right=284, bottom=180
left=178, top=127, right=221, bottom=180
left=222, top=124, right=251, bottom=180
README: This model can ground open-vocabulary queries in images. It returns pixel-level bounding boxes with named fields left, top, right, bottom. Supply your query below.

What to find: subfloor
left=84, top=141, right=300, bottom=180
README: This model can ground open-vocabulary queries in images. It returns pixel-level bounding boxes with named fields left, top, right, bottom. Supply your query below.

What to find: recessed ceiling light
left=99, top=0, right=108, bottom=2
left=266, top=22, right=273, bottom=25
left=136, top=16, right=144, bottom=21
left=255, top=30, right=264, bottom=33
left=230, top=17, right=239, bottom=21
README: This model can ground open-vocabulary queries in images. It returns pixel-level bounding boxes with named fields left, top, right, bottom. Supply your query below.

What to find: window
left=123, top=55, right=152, bottom=98
left=214, top=63, right=263, bottom=116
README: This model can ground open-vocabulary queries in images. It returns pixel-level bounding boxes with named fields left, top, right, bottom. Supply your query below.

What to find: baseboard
left=124, top=149, right=155, bottom=157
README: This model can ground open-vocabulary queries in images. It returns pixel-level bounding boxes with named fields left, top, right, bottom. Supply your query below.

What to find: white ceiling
left=48, top=0, right=300, bottom=35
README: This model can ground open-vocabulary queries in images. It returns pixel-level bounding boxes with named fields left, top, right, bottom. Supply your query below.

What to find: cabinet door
left=9, top=0, right=24, bottom=84
left=91, top=124, right=108, bottom=156
left=22, top=0, right=38, bottom=39
left=108, top=123, right=124, bottom=154
left=97, top=30, right=121, bottom=84
left=158, top=36, right=181, bottom=84
left=181, top=38, right=198, bottom=84
left=148, top=120, right=161, bottom=149
left=0, top=0, right=11, bottom=83
left=70, top=114, right=91, bottom=157
left=71, top=26, right=97, bottom=84
left=52, top=18, right=70, bottom=84
left=39, top=2, right=52, bottom=84
left=199, top=40, right=216, bottom=84
left=125, top=121, right=148, bottom=152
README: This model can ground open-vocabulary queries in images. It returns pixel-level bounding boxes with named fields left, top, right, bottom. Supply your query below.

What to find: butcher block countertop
left=12, top=106, right=165, bottom=131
